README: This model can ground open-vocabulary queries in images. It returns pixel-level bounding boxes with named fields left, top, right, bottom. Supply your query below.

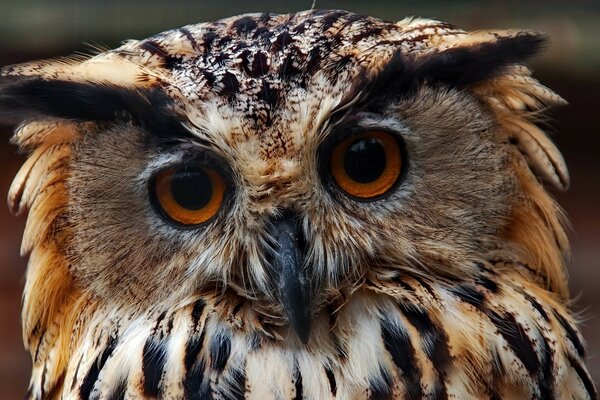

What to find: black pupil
left=170, top=169, right=212, bottom=210
left=343, top=138, right=387, bottom=183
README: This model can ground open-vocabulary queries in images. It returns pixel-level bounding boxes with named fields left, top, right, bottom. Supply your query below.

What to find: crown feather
left=1, top=51, right=160, bottom=87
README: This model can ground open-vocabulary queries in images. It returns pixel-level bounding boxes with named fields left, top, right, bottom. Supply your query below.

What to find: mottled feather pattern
left=1, top=9, right=596, bottom=400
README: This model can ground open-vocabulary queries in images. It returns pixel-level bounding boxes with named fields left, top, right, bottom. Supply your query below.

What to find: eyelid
left=319, top=123, right=403, bottom=158
left=146, top=145, right=235, bottom=186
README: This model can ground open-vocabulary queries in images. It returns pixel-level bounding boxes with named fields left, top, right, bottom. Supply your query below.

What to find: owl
left=1, top=9, right=596, bottom=400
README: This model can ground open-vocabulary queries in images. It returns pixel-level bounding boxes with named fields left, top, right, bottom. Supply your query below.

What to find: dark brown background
left=0, top=1, right=598, bottom=397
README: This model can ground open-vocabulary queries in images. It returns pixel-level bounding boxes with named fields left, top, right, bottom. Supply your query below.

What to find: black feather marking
left=568, top=353, right=597, bottom=399
left=166, top=314, right=175, bottom=334
left=488, top=311, right=540, bottom=374
left=522, top=292, right=549, bottom=322
left=345, top=50, right=413, bottom=111
left=139, top=40, right=180, bottom=69
left=450, top=284, right=485, bottom=308
left=398, top=304, right=431, bottom=333
left=139, top=40, right=168, bottom=58
left=271, top=31, right=293, bottom=53
left=475, top=275, right=499, bottom=293
left=292, top=367, right=303, bottom=400
left=232, top=16, right=258, bottom=34
left=183, top=358, right=212, bottom=400
left=231, top=302, right=244, bottom=318
left=46, top=371, right=65, bottom=400
left=324, top=365, right=337, bottom=396
left=399, top=304, right=450, bottom=399
left=219, top=72, right=240, bottom=99
left=351, top=26, right=383, bottom=44
left=257, top=81, right=279, bottom=109
left=391, top=276, right=415, bottom=293
left=79, top=336, right=118, bottom=399
left=320, top=10, right=345, bottom=31
left=369, top=366, right=393, bottom=400
left=0, top=78, right=192, bottom=140
left=380, top=315, right=423, bottom=400
left=153, top=311, right=167, bottom=332
left=554, top=311, right=585, bottom=357
left=537, top=330, right=555, bottom=400
left=24, top=385, right=33, bottom=400
left=413, top=276, right=438, bottom=300
left=252, top=52, right=270, bottom=77
left=486, top=385, right=502, bottom=400
left=305, top=47, right=322, bottom=75
left=191, top=299, right=206, bottom=331
left=430, top=384, right=448, bottom=400
left=179, top=27, right=200, bottom=51
left=183, top=324, right=209, bottom=398
left=107, top=378, right=127, bottom=400
left=221, top=368, right=246, bottom=400
left=259, top=12, right=271, bottom=24
left=71, top=354, right=84, bottom=390
left=0, top=77, right=156, bottom=120
left=210, top=329, right=231, bottom=372
left=185, top=329, right=206, bottom=373
left=142, top=337, right=168, bottom=397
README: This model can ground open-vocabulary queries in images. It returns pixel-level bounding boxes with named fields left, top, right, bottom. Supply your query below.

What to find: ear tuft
left=414, top=31, right=548, bottom=88
left=0, top=76, right=189, bottom=142
left=0, top=77, right=158, bottom=122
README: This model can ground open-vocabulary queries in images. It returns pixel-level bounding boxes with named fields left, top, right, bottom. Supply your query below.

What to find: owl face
left=2, top=10, right=568, bottom=341
left=67, top=84, right=510, bottom=305
left=61, top=12, right=520, bottom=332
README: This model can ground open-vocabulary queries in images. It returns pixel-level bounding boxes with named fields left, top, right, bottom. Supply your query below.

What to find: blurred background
left=0, top=0, right=598, bottom=396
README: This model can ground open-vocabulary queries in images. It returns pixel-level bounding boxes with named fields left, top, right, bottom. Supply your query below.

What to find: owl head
left=2, top=10, right=569, bottom=344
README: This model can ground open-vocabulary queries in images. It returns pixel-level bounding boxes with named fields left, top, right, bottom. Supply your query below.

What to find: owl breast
left=64, top=262, right=593, bottom=399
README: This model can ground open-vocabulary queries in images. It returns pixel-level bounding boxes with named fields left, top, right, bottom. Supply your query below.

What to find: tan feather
left=8, top=143, right=46, bottom=215
left=11, top=121, right=80, bottom=151
left=2, top=52, right=162, bottom=88
left=473, top=67, right=569, bottom=190
left=505, top=155, right=570, bottom=298
left=504, top=117, right=570, bottom=190
left=9, top=143, right=70, bottom=216
left=9, top=122, right=80, bottom=215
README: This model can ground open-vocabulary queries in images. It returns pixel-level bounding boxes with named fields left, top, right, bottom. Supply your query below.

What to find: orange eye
left=330, top=131, right=403, bottom=199
left=153, top=166, right=226, bottom=226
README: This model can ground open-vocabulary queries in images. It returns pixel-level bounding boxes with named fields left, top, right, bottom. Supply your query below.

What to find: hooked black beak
left=270, top=211, right=311, bottom=344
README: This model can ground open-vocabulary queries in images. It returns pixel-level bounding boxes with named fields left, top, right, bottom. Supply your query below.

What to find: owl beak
left=271, top=212, right=311, bottom=344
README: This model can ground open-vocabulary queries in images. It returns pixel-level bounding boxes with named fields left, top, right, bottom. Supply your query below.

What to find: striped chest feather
left=27, top=261, right=595, bottom=400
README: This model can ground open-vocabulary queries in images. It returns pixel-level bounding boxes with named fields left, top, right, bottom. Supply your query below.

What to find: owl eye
left=329, top=131, right=403, bottom=200
left=152, top=166, right=226, bottom=226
